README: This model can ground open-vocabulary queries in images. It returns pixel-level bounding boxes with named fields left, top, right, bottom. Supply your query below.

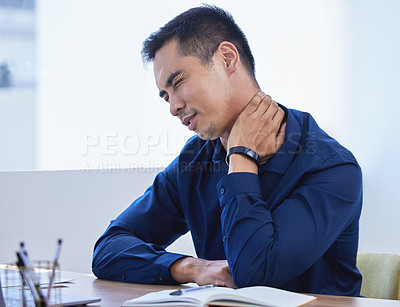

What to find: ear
left=217, top=41, right=239, bottom=73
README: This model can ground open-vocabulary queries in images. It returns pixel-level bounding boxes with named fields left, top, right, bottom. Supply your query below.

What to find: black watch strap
left=226, top=146, right=261, bottom=166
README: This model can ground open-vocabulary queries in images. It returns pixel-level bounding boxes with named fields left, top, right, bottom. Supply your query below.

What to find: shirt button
left=220, top=187, right=225, bottom=195
left=158, top=273, right=164, bottom=281
left=223, top=236, right=227, bottom=242
left=121, top=273, right=126, bottom=280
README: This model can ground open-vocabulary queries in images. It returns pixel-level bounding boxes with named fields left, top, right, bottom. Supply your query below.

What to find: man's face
left=153, top=39, right=237, bottom=140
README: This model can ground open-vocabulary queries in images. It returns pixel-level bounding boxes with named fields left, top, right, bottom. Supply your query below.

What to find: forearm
left=218, top=172, right=324, bottom=288
left=92, top=227, right=186, bottom=284
left=218, top=163, right=362, bottom=288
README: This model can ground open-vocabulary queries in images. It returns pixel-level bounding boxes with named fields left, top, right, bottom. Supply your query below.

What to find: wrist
left=170, top=257, right=201, bottom=284
left=228, top=154, right=258, bottom=174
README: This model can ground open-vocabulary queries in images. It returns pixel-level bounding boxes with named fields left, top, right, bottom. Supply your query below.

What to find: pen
left=16, top=242, right=46, bottom=304
left=169, top=285, right=215, bottom=296
left=47, top=238, right=63, bottom=301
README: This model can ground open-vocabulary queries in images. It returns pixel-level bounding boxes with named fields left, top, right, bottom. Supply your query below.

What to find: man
left=92, top=5, right=362, bottom=296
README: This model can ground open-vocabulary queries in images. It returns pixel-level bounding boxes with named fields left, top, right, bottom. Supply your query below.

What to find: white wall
left=36, top=0, right=197, bottom=171
left=36, top=0, right=348, bottom=170
left=344, top=0, right=400, bottom=254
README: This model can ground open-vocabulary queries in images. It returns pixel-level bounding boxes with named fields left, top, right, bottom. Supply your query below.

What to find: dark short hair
left=141, top=5, right=255, bottom=78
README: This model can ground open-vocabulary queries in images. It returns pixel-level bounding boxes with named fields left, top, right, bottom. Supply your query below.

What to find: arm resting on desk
left=92, top=226, right=187, bottom=284
left=92, top=167, right=189, bottom=284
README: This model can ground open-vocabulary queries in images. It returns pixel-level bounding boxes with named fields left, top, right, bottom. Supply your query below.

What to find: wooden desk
left=3, top=270, right=400, bottom=307
left=56, top=271, right=400, bottom=307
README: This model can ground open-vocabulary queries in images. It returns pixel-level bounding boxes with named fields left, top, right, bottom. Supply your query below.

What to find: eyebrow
left=158, top=70, right=183, bottom=98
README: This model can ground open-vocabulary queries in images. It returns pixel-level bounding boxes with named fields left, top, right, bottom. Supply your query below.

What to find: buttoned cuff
left=216, top=172, right=262, bottom=207
left=154, top=252, right=189, bottom=284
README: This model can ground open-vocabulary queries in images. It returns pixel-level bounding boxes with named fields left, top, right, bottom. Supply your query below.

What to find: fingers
left=250, top=93, right=286, bottom=129
left=250, top=95, right=281, bottom=123
left=190, top=259, right=236, bottom=288
left=246, top=92, right=271, bottom=114
left=276, top=121, right=287, bottom=149
left=243, top=92, right=280, bottom=118
left=215, top=262, right=236, bottom=288
left=270, top=104, right=285, bottom=134
left=229, top=91, right=286, bottom=161
left=260, top=99, right=279, bottom=118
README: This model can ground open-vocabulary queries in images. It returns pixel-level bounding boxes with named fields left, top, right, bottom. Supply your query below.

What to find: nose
left=169, top=94, right=185, bottom=117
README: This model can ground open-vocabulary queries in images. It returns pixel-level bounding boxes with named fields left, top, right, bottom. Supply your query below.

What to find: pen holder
left=1, top=261, right=62, bottom=307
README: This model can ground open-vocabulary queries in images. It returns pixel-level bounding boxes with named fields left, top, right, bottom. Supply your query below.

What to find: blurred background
left=0, top=0, right=399, bottom=270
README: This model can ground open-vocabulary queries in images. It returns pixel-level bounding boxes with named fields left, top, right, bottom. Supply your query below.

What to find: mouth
left=182, top=114, right=196, bottom=131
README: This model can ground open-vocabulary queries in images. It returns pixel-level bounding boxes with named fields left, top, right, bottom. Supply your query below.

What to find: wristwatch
left=225, top=146, right=261, bottom=167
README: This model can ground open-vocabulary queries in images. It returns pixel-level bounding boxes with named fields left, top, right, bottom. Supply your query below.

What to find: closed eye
left=159, top=90, right=169, bottom=103
left=159, top=71, right=185, bottom=103
left=172, top=77, right=184, bottom=88
left=163, top=94, right=170, bottom=103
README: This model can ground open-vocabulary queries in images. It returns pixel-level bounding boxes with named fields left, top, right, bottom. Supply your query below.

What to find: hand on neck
left=220, top=87, right=262, bottom=151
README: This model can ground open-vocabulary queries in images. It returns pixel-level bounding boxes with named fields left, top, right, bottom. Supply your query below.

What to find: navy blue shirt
left=92, top=106, right=363, bottom=296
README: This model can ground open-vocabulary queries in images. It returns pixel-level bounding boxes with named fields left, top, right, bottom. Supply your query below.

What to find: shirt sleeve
left=216, top=160, right=362, bottom=288
left=92, top=160, right=189, bottom=284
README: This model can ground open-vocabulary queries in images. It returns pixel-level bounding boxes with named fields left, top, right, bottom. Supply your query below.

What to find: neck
left=220, top=82, right=261, bottom=151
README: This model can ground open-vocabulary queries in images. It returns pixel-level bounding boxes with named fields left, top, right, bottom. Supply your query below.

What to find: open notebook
left=122, top=285, right=316, bottom=307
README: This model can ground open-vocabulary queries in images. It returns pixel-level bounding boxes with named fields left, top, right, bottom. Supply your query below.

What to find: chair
left=357, top=252, right=400, bottom=300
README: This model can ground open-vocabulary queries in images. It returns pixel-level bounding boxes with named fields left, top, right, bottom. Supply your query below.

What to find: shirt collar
left=212, top=137, right=226, bottom=163
left=259, top=105, right=301, bottom=174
